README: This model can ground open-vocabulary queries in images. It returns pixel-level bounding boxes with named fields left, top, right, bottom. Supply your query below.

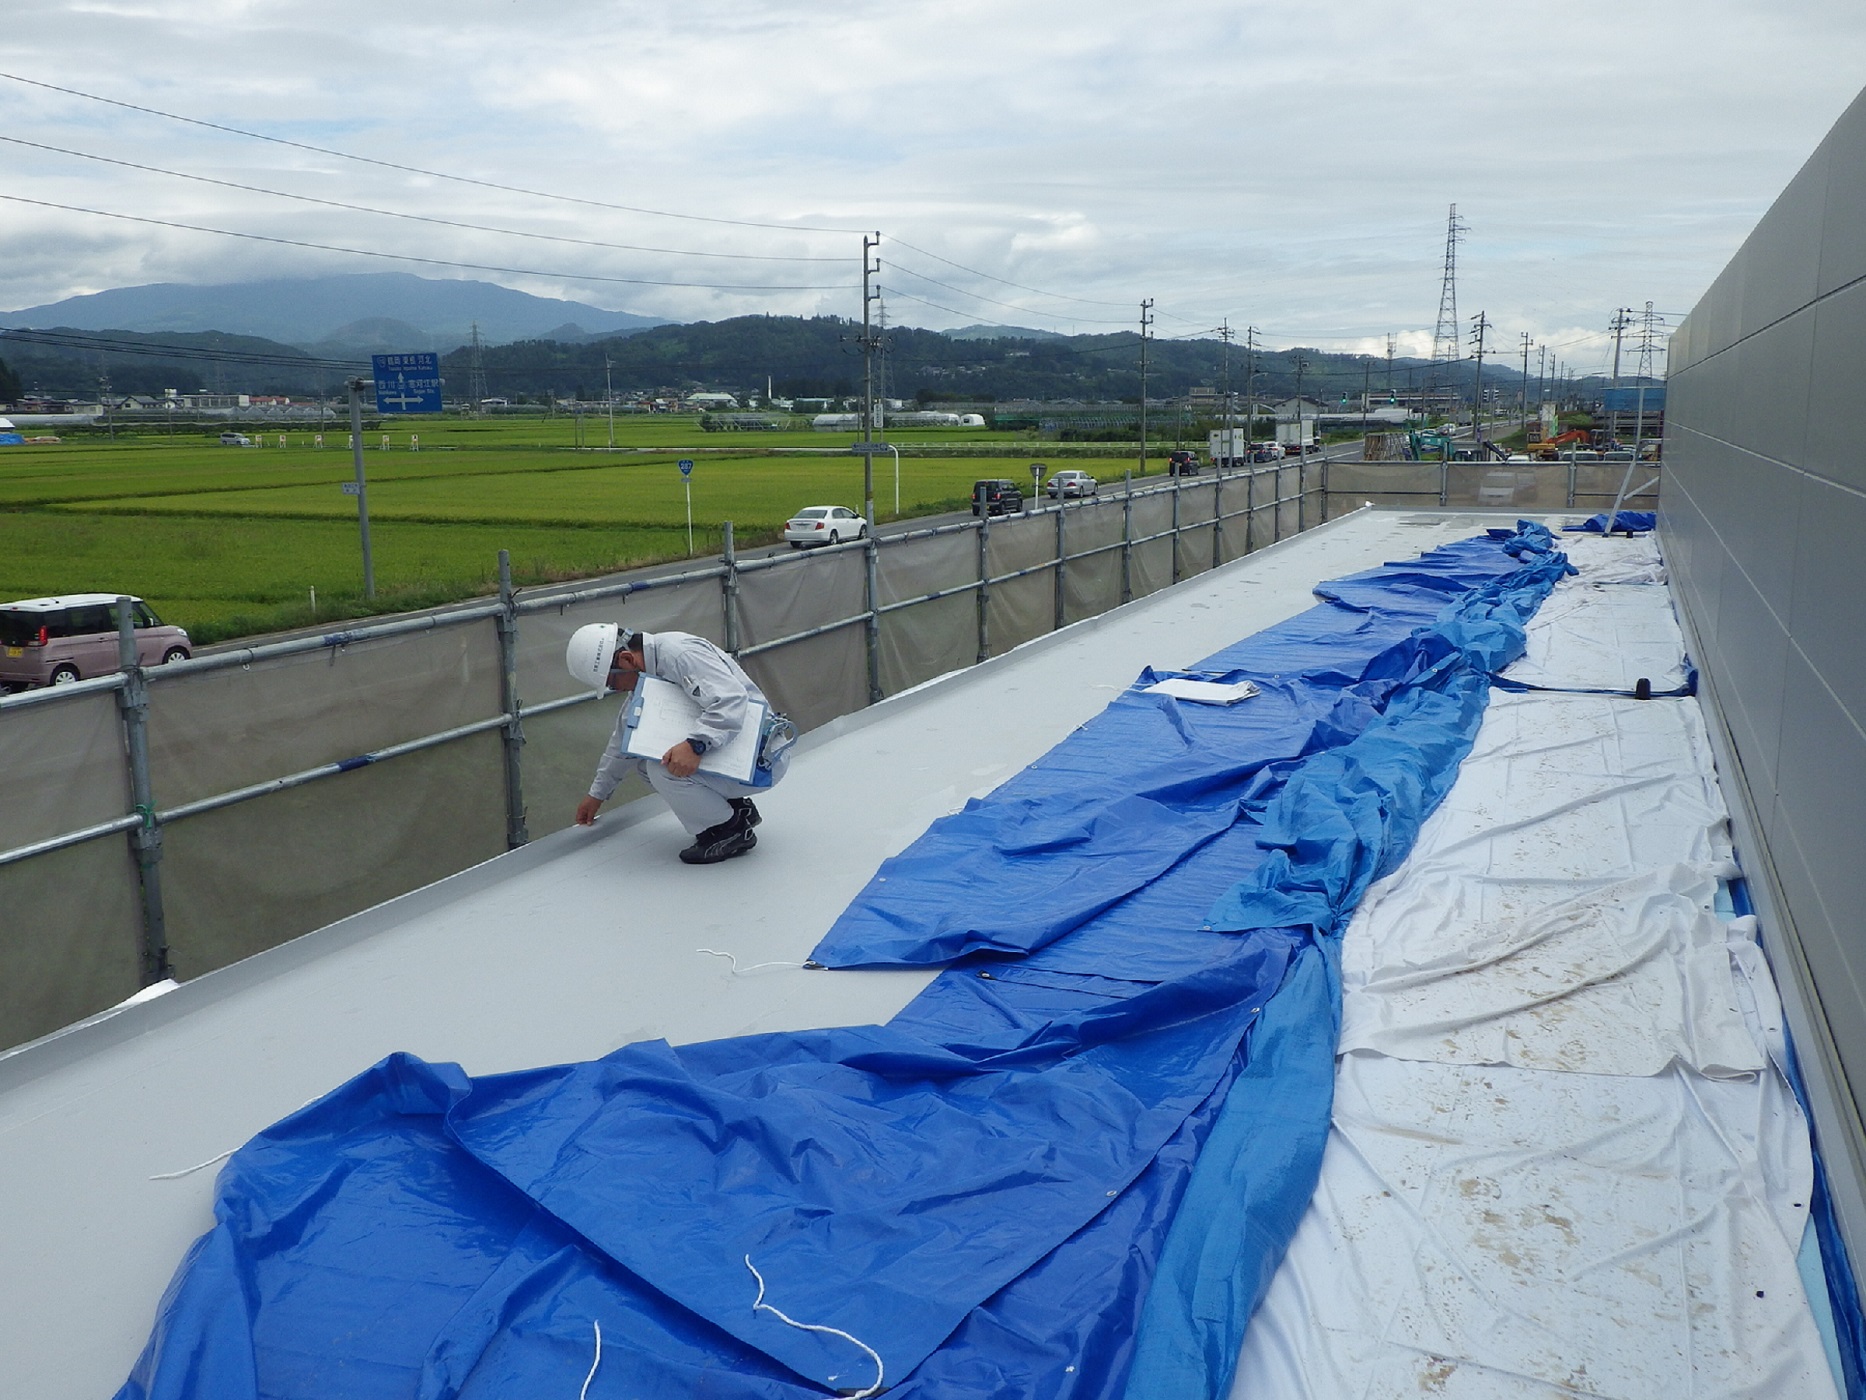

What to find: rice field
left=0, top=417, right=1088, bottom=641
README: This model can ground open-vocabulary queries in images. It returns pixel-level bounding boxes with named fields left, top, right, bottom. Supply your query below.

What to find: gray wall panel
left=1739, top=452, right=1807, bottom=623
left=1764, top=806, right=1866, bottom=1088
left=1737, top=146, right=1828, bottom=338
left=1788, top=476, right=1866, bottom=720
left=1773, top=646, right=1866, bottom=932
left=1731, top=315, right=1815, bottom=466
left=1818, top=90, right=1866, bottom=297
left=1710, top=560, right=1789, bottom=799
left=1805, top=281, right=1866, bottom=492
left=1666, top=82, right=1866, bottom=1268
left=1700, top=259, right=1746, bottom=360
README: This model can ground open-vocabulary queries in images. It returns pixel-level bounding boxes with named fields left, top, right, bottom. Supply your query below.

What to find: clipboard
left=620, top=675, right=768, bottom=784
left=1141, top=677, right=1261, bottom=705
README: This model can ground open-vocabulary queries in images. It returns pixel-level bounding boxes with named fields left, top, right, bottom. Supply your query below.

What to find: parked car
left=219, top=431, right=254, bottom=446
left=0, top=594, right=191, bottom=689
left=971, top=479, right=1024, bottom=516
left=1045, top=469, right=1099, bottom=499
left=783, top=505, right=868, bottom=548
left=1167, top=450, right=1200, bottom=476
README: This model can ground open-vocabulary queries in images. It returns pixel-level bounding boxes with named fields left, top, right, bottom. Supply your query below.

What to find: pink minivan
left=0, top=594, right=191, bottom=690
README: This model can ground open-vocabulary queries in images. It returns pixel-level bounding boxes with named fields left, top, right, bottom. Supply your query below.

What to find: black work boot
left=679, top=809, right=757, bottom=864
left=729, top=797, right=762, bottom=828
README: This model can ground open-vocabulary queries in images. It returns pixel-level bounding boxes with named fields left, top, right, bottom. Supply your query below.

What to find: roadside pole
left=679, top=459, right=695, bottom=555
left=346, top=378, right=375, bottom=599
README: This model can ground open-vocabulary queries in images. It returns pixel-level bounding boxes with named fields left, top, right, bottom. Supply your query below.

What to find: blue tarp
left=118, top=524, right=1568, bottom=1400
left=1567, top=509, right=1656, bottom=533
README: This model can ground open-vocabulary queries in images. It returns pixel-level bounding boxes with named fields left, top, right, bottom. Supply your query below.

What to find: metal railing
left=0, top=461, right=1328, bottom=1040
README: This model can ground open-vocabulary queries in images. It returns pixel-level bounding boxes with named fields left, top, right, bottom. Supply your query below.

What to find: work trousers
left=636, top=750, right=789, bottom=834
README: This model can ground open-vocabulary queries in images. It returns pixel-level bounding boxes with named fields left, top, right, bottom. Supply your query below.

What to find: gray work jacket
left=588, top=631, right=771, bottom=801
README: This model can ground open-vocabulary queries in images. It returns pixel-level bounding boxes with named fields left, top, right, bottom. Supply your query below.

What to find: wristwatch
left=687, top=737, right=709, bottom=755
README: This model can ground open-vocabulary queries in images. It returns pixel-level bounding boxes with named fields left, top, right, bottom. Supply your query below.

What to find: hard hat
left=566, top=623, right=621, bottom=691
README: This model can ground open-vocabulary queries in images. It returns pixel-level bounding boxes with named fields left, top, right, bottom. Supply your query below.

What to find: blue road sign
left=372, top=353, right=443, bottom=415
left=678, top=458, right=694, bottom=477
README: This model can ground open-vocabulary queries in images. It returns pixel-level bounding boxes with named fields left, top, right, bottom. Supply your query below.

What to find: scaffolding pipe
left=116, top=601, right=170, bottom=984
left=495, top=550, right=529, bottom=850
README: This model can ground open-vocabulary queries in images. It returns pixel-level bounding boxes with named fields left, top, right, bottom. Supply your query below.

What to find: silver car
left=1045, top=470, right=1099, bottom=499
left=0, top=594, right=191, bottom=689
left=783, top=505, right=869, bottom=548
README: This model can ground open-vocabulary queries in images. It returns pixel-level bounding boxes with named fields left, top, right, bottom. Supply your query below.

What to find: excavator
left=1405, top=428, right=1457, bottom=461
left=1525, top=428, right=1592, bottom=460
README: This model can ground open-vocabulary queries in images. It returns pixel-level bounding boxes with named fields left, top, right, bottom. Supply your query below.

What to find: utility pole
left=1218, top=319, right=1234, bottom=469
left=346, top=377, right=376, bottom=599
left=1137, top=299, right=1154, bottom=477
left=604, top=355, right=615, bottom=450
left=1536, top=344, right=1547, bottom=419
left=1518, top=332, right=1532, bottom=433
left=1291, top=353, right=1311, bottom=454
left=100, top=372, right=114, bottom=440
left=1468, top=312, right=1490, bottom=447
left=859, top=233, right=881, bottom=527
left=1607, top=306, right=1632, bottom=444
left=1385, top=332, right=1396, bottom=399
left=1244, top=327, right=1260, bottom=454
left=1361, top=356, right=1371, bottom=435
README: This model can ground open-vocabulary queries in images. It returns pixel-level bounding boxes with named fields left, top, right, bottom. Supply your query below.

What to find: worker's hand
left=574, top=795, right=603, bottom=826
left=661, top=741, right=701, bottom=778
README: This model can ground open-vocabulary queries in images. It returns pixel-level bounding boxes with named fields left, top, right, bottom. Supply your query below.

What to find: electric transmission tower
left=1634, top=301, right=1663, bottom=381
left=1429, top=204, right=1469, bottom=422
left=468, top=322, right=488, bottom=412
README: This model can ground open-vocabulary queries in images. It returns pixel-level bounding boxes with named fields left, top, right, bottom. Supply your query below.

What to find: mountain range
left=0, top=273, right=667, bottom=354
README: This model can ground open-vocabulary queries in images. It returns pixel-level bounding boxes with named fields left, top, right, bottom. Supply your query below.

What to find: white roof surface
left=0, top=510, right=1574, bottom=1397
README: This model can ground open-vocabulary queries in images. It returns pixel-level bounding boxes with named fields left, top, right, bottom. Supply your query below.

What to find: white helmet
left=566, top=623, right=621, bottom=691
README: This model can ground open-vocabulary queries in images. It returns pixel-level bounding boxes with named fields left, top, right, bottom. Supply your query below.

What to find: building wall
left=1665, top=85, right=1866, bottom=1255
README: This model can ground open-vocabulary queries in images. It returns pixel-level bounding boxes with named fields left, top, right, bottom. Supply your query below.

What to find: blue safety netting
left=117, top=524, right=1569, bottom=1400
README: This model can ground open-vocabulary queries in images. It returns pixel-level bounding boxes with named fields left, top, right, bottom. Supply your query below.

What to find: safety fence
left=0, top=457, right=1653, bottom=1050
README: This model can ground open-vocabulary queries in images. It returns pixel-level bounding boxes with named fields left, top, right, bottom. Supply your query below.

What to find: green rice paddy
left=0, top=416, right=1099, bottom=642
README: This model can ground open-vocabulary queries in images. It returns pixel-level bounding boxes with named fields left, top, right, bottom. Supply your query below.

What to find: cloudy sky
left=3, top=0, right=1864, bottom=372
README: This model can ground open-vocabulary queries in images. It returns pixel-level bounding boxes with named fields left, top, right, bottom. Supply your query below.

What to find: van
left=0, top=595, right=191, bottom=689
left=971, top=479, right=1024, bottom=517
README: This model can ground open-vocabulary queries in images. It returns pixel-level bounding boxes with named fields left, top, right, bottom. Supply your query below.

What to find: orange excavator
left=1526, top=428, right=1592, bottom=459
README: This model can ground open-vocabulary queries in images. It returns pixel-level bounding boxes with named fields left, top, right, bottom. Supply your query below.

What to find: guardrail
left=0, top=455, right=1332, bottom=1047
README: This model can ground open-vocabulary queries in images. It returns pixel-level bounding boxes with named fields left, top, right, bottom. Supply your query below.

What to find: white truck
left=1207, top=428, right=1249, bottom=467
left=1276, top=421, right=1318, bottom=453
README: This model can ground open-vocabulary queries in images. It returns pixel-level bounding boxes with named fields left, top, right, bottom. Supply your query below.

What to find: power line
left=0, top=69, right=869, bottom=236
left=0, top=193, right=851, bottom=292
left=0, top=135, right=850, bottom=264
left=884, top=235, right=1137, bottom=310
left=881, top=259, right=1133, bottom=327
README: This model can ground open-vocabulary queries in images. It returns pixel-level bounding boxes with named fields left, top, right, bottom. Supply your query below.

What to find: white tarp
left=1232, top=536, right=1841, bottom=1400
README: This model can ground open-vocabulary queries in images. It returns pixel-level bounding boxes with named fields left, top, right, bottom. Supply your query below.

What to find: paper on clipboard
left=1142, top=677, right=1261, bottom=705
left=622, top=675, right=767, bottom=783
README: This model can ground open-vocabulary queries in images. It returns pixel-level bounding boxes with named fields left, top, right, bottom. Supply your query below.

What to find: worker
left=566, top=624, right=786, bottom=864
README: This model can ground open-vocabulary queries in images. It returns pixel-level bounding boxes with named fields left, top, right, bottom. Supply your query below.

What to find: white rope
left=148, top=1147, right=234, bottom=1180
left=578, top=1320, right=602, bottom=1400
left=744, top=1255, right=884, bottom=1398
left=698, top=948, right=808, bottom=975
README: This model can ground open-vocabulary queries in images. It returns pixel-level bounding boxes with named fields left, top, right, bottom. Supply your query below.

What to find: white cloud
left=2, top=0, right=1864, bottom=345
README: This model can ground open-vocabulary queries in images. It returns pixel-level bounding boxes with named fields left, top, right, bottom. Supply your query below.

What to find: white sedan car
left=1045, top=470, right=1100, bottom=498
left=783, top=505, right=869, bottom=548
